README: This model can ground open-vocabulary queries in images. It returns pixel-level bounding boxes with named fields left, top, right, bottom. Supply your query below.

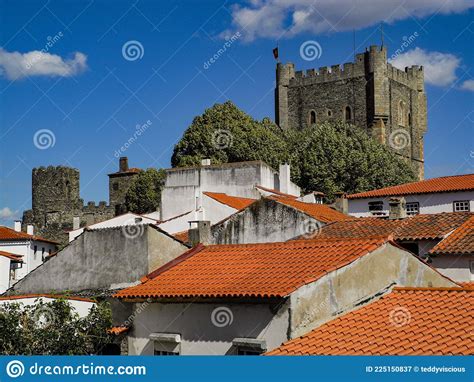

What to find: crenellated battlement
left=289, top=61, right=366, bottom=86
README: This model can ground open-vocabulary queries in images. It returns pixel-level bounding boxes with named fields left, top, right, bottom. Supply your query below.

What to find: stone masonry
left=275, top=45, right=427, bottom=179
left=22, top=157, right=139, bottom=245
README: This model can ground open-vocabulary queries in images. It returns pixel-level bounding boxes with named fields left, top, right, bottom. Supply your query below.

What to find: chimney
left=189, top=220, right=211, bottom=245
left=389, top=197, right=407, bottom=220
left=27, top=224, right=34, bottom=235
left=334, top=193, right=348, bottom=214
left=14, top=220, right=22, bottom=232
left=73, top=216, right=80, bottom=230
left=119, top=157, right=129, bottom=172
left=201, top=158, right=211, bottom=166
left=279, top=164, right=291, bottom=194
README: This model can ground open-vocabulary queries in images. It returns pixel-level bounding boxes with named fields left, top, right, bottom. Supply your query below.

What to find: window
left=406, top=202, right=420, bottom=216
left=453, top=201, right=470, bottom=212
left=344, top=106, right=352, bottom=122
left=398, top=101, right=406, bottom=126
left=34, top=245, right=37, bottom=260
left=408, top=112, right=412, bottom=126
left=368, top=201, right=385, bottom=216
left=154, top=350, right=179, bottom=356
left=237, top=348, right=263, bottom=356
left=113, top=183, right=119, bottom=191
left=308, top=110, right=316, bottom=125
left=327, top=109, right=332, bottom=117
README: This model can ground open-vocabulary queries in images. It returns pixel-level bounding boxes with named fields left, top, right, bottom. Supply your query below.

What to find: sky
left=0, top=0, right=473, bottom=225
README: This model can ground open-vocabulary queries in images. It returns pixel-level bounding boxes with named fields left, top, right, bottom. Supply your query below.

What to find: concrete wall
left=348, top=191, right=474, bottom=217
left=288, top=243, right=456, bottom=338
left=431, top=255, right=474, bottom=282
left=0, top=296, right=95, bottom=317
left=6, top=225, right=188, bottom=295
left=211, top=198, right=320, bottom=244
left=126, top=300, right=290, bottom=355
left=161, top=162, right=300, bottom=220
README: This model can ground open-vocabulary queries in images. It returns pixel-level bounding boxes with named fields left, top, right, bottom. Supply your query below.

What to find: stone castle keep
left=275, top=45, right=427, bottom=179
left=22, top=157, right=139, bottom=244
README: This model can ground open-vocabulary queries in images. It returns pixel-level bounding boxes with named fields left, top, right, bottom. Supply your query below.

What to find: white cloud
left=460, top=79, right=474, bottom=91
left=389, top=47, right=460, bottom=86
left=0, top=48, right=87, bottom=80
left=0, top=207, right=16, bottom=220
left=223, top=0, right=474, bottom=41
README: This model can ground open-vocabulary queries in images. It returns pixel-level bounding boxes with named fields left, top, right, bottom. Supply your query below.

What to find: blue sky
left=0, top=0, right=473, bottom=225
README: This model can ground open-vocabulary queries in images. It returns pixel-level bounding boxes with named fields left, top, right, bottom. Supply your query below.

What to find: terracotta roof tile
left=173, top=230, right=189, bottom=243
left=0, top=226, right=58, bottom=245
left=347, top=173, right=474, bottom=199
left=317, top=212, right=473, bottom=241
left=203, top=192, right=256, bottom=210
left=114, top=237, right=388, bottom=300
left=108, top=326, right=130, bottom=335
left=0, top=251, right=22, bottom=261
left=430, top=216, right=474, bottom=256
left=270, top=196, right=352, bottom=223
left=267, top=288, right=474, bottom=355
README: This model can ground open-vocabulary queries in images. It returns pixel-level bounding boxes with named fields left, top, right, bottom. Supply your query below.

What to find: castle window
left=308, top=110, right=316, bottom=125
left=113, top=183, right=119, bottom=191
left=327, top=110, right=332, bottom=117
left=344, top=106, right=352, bottom=122
left=408, top=113, right=412, bottom=126
left=398, top=101, right=406, bottom=126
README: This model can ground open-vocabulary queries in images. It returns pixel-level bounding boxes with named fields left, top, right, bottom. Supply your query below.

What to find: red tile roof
left=347, top=173, right=474, bottom=199
left=270, top=196, right=352, bottom=223
left=0, top=226, right=58, bottom=245
left=267, top=287, right=473, bottom=355
left=203, top=192, right=256, bottom=210
left=0, top=251, right=22, bottom=262
left=316, top=212, right=473, bottom=241
left=430, top=216, right=474, bottom=256
left=255, top=185, right=298, bottom=199
left=173, top=230, right=189, bottom=243
left=114, top=237, right=390, bottom=300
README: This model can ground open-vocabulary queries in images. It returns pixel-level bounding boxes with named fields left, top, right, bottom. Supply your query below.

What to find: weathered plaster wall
left=126, top=300, right=290, bottom=355
left=211, top=198, right=320, bottom=244
left=289, top=244, right=456, bottom=338
left=6, top=225, right=187, bottom=295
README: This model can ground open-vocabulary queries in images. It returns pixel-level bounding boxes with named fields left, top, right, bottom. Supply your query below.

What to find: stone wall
left=275, top=45, right=426, bottom=179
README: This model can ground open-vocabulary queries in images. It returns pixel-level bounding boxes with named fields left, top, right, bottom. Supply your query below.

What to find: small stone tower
left=108, top=157, right=141, bottom=215
left=275, top=45, right=427, bottom=179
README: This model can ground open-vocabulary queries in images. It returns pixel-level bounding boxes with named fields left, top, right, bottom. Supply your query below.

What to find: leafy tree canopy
left=0, top=298, right=113, bottom=355
left=124, top=168, right=166, bottom=214
left=172, top=101, right=416, bottom=200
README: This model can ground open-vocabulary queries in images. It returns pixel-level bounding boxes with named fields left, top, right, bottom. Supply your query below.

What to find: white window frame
left=453, top=200, right=470, bottom=212
left=406, top=202, right=420, bottom=216
left=368, top=201, right=385, bottom=216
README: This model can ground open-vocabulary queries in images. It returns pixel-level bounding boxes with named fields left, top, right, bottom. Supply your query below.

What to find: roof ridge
left=393, top=286, right=468, bottom=292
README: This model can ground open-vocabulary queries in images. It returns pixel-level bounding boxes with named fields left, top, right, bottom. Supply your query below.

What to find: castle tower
left=108, top=157, right=141, bottom=214
left=32, top=166, right=81, bottom=214
left=274, top=45, right=427, bottom=179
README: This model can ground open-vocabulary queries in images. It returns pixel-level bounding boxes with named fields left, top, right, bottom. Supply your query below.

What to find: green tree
left=124, top=168, right=166, bottom=214
left=171, top=101, right=416, bottom=201
left=0, top=298, right=114, bottom=355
